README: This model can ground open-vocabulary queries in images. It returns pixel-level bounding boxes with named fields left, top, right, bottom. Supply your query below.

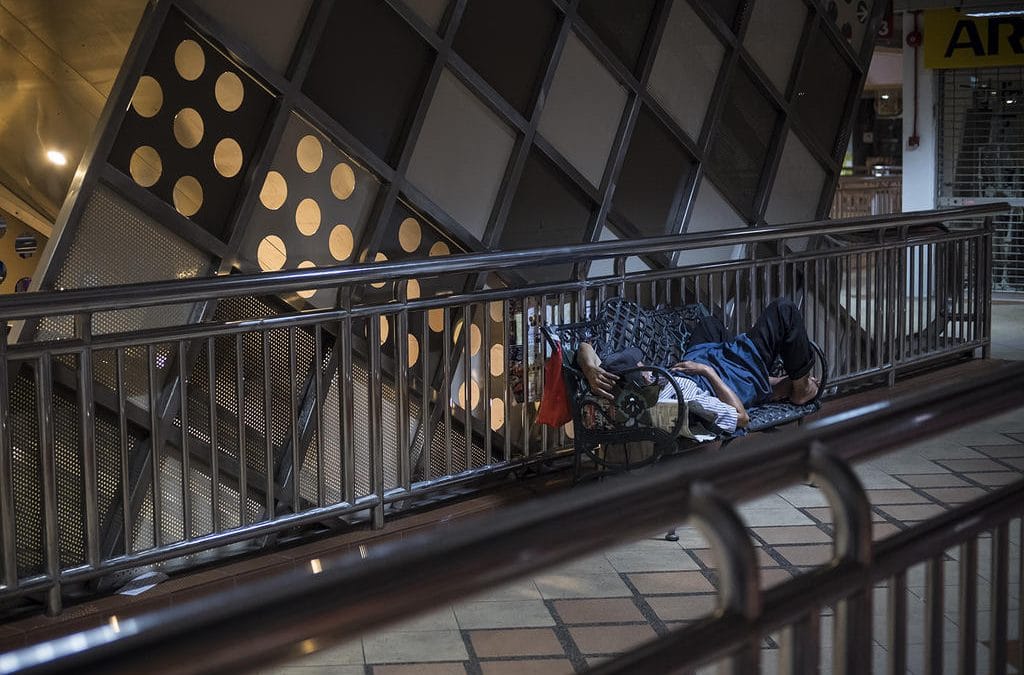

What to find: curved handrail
left=0, top=204, right=1007, bottom=320
left=7, top=360, right=1022, bottom=675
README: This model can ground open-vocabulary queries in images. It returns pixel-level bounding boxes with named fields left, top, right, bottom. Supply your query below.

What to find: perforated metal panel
left=38, top=185, right=213, bottom=340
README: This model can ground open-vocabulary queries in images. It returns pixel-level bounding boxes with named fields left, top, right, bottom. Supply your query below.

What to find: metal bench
left=542, top=298, right=827, bottom=482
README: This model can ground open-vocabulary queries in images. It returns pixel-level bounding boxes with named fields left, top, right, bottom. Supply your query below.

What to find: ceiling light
left=46, top=150, right=67, bottom=166
left=881, top=94, right=890, bottom=100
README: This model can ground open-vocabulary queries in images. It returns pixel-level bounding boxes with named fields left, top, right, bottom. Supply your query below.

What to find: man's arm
left=576, top=342, right=619, bottom=400
left=672, top=361, right=750, bottom=429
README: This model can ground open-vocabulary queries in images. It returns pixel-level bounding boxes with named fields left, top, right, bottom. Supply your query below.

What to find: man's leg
left=746, top=299, right=818, bottom=403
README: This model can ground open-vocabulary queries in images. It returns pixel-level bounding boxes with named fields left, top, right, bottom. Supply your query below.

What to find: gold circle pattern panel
left=130, top=146, right=162, bottom=188
left=109, top=11, right=277, bottom=240
left=131, top=76, right=163, bottom=118
left=260, top=171, right=288, bottom=210
left=295, top=198, right=321, bottom=236
left=214, top=71, right=245, bottom=112
left=258, top=235, right=287, bottom=271
left=296, top=260, right=316, bottom=298
left=428, top=308, right=444, bottom=332
left=174, top=39, right=206, bottom=81
left=488, top=301, right=504, bottom=323
left=429, top=241, right=450, bottom=257
left=331, top=163, right=356, bottom=200
left=379, top=316, right=390, bottom=345
left=370, top=252, right=388, bottom=289
left=213, top=138, right=243, bottom=178
left=406, top=278, right=421, bottom=300
left=173, top=108, right=205, bottom=149
left=398, top=217, right=422, bottom=252
left=297, top=135, right=324, bottom=173
left=457, top=381, right=481, bottom=411
left=240, top=114, right=381, bottom=310
left=173, top=176, right=203, bottom=216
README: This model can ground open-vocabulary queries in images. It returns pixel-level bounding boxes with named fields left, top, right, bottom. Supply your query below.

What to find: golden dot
left=489, top=343, right=504, bottom=377
left=490, top=398, right=505, bottom=431
left=564, top=421, right=574, bottom=439
left=295, top=198, right=321, bottom=236
left=429, top=241, right=450, bottom=257
left=129, top=146, right=162, bottom=187
left=173, top=108, right=204, bottom=149
left=378, top=316, right=389, bottom=345
left=406, top=278, right=421, bottom=300
left=331, top=163, right=355, bottom=200
left=296, top=260, right=316, bottom=299
left=297, top=135, right=323, bottom=173
left=458, top=381, right=481, bottom=410
left=488, top=301, right=504, bottom=323
left=260, top=171, right=288, bottom=210
left=398, top=218, right=422, bottom=253
left=215, top=71, right=244, bottom=112
left=428, top=308, right=444, bottom=332
left=131, top=76, right=163, bottom=118
left=213, top=138, right=243, bottom=177
left=469, top=324, right=482, bottom=355
left=173, top=176, right=203, bottom=216
left=329, top=224, right=353, bottom=261
left=257, top=235, right=287, bottom=271
left=174, top=39, right=205, bottom=81
left=407, top=334, right=419, bottom=367
left=370, top=252, right=387, bottom=289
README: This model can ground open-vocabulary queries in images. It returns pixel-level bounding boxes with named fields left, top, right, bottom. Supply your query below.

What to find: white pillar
left=901, top=14, right=937, bottom=212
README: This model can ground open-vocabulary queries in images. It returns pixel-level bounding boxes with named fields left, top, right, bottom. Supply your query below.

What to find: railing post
left=808, top=442, right=872, bottom=675
left=0, top=321, right=17, bottom=589
left=75, top=313, right=101, bottom=569
left=368, top=312, right=385, bottom=530
left=981, top=215, right=994, bottom=358
left=37, top=355, right=61, bottom=615
left=688, top=482, right=762, bottom=674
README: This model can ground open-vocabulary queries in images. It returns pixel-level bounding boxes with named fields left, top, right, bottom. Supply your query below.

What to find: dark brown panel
left=578, top=0, right=657, bottom=72
left=794, top=29, right=855, bottom=157
left=707, top=66, right=779, bottom=218
left=302, top=0, right=434, bottom=164
left=613, top=106, right=696, bottom=238
left=453, top=0, right=559, bottom=116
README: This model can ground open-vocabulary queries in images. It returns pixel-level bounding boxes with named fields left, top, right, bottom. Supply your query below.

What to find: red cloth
left=537, top=342, right=572, bottom=427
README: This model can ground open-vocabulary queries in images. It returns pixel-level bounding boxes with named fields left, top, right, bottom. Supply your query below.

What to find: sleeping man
left=575, top=298, right=820, bottom=436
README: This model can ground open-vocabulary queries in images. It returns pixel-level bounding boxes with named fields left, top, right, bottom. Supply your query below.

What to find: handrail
left=9, top=360, right=1023, bottom=675
left=0, top=204, right=1007, bottom=320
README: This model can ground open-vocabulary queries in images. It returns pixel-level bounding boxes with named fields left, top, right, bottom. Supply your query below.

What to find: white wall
left=902, top=16, right=937, bottom=211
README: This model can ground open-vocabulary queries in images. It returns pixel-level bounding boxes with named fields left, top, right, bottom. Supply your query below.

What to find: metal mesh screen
left=937, top=67, right=1023, bottom=293
left=38, top=185, right=213, bottom=340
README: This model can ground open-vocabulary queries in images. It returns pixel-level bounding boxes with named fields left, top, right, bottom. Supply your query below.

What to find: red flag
left=537, top=342, right=572, bottom=427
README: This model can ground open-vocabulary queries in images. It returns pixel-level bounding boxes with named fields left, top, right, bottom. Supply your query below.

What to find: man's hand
left=671, top=360, right=712, bottom=377
left=582, top=363, right=619, bottom=400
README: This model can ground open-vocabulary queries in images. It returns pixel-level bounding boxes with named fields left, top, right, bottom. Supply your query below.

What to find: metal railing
left=0, top=204, right=1008, bottom=615
left=830, top=176, right=903, bottom=219
left=4, top=359, right=1022, bottom=675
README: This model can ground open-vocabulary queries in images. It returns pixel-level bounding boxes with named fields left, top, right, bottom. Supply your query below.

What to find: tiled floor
left=258, top=302, right=1024, bottom=675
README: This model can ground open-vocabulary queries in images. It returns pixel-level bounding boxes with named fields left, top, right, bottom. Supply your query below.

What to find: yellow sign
left=924, top=10, right=1024, bottom=69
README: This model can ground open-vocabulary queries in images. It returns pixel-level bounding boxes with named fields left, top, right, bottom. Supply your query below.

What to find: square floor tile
left=773, top=544, right=832, bottom=566
left=372, top=665, right=468, bottom=675
left=878, top=504, right=948, bottom=522
left=866, top=489, right=932, bottom=505
left=363, top=630, right=468, bottom=664
left=777, top=485, right=831, bottom=508
left=534, top=573, right=633, bottom=599
left=939, top=458, right=1013, bottom=473
left=605, top=541, right=701, bottom=573
left=646, top=594, right=718, bottom=622
left=553, top=598, right=645, bottom=624
left=479, top=659, right=574, bottom=674
left=466, top=580, right=542, bottom=602
left=387, top=607, right=459, bottom=632
left=469, top=628, right=564, bottom=658
left=923, top=487, right=989, bottom=504
left=738, top=507, right=814, bottom=527
left=752, top=526, right=831, bottom=545
left=964, top=472, right=1022, bottom=487
left=454, top=601, right=555, bottom=629
left=282, top=639, right=364, bottom=666
left=973, top=445, right=1024, bottom=458
left=627, top=571, right=715, bottom=595
left=896, top=474, right=971, bottom=489
left=567, top=624, right=657, bottom=655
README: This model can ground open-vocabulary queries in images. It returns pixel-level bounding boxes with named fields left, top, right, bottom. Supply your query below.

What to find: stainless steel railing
left=5, top=360, right=1022, bottom=675
left=0, top=204, right=1008, bottom=615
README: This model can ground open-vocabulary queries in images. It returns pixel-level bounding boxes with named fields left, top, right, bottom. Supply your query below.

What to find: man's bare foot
left=790, top=375, right=819, bottom=405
